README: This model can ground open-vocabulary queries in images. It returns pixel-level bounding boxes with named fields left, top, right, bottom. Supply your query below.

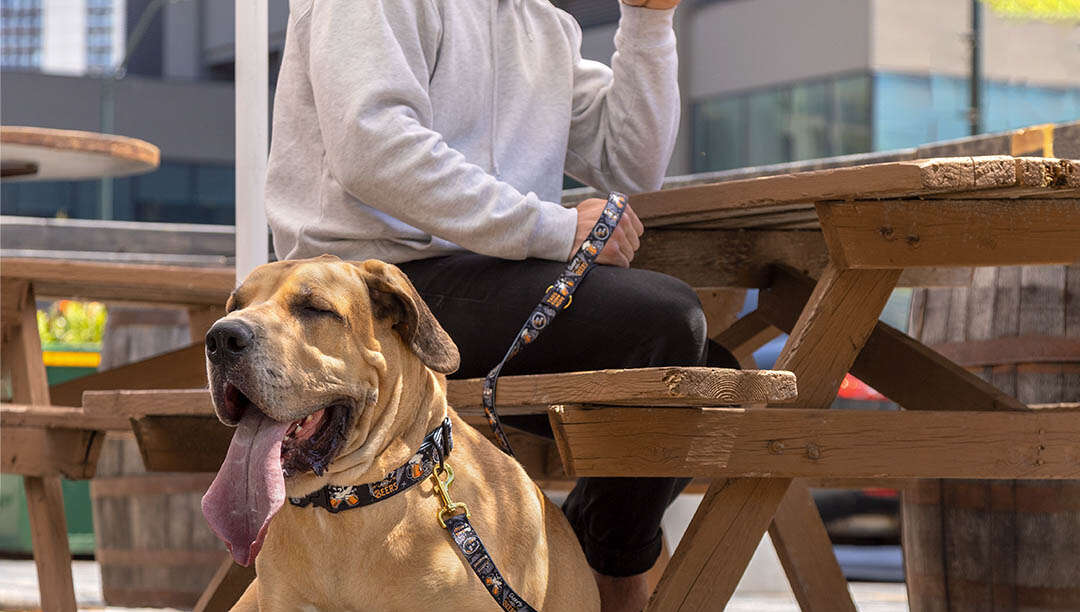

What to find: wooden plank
left=0, top=281, right=78, bottom=611
left=194, top=557, right=256, bottom=612
left=694, top=288, right=747, bottom=339
left=757, top=265, right=1029, bottom=412
left=132, top=416, right=233, bottom=473
left=817, top=198, right=1080, bottom=269
left=0, top=403, right=129, bottom=430
left=549, top=405, right=1080, bottom=479
left=710, top=311, right=781, bottom=368
left=769, top=481, right=855, bottom=610
left=187, top=307, right=224, bottom=343
left=84, top=367, right=799, bottom=418
left=635, top=229, right=831, bottom=288
left=0, top=258, right=233, bottom=305
left=632, top=157, right=981, bottom=226
left=24, top=476, right=77, bottom=612
left=648, top=477, right=793, bottom=611
left=51, top=343, right=207, bottom=407
left=1, top=425, right=105, bottom=478
left=649, top=265, right=897, bottom=612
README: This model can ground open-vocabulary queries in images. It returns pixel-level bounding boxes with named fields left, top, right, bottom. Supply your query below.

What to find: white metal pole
left=234, top=0, right=269, bottom=284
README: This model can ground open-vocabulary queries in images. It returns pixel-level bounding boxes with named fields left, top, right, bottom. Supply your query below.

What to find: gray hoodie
left=266, top=0, right=679, bottom=264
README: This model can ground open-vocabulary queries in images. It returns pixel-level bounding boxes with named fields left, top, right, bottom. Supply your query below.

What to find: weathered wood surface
left=0, top=258, right=233, bottom=305
left=24, top=475, right=78, bottom=612
left=548, top=405, right=1080, bottom=479
left=0, top=279, right=78, bottom=610
left=1, top=424, right=105, bottom=478
left=903, top=263, right=1080, bottom=612
left=0, top=403, right=129, bottom=430
left=1, top=126, right=160, bottom=181
left=92, top=436, right=224, bottom=608
left=634, top=229, right=969, bottom=289
left=757, top=266, right=1028, bottom=412
left=51, top=343, right=208, bottom=407
left=817, top=198, right=1080, bottom=269
left=649, top=265, right=897, bottom=612
left=633, top=156, right=1078, bottom=229
left=83, top=367, right=799, bottom=417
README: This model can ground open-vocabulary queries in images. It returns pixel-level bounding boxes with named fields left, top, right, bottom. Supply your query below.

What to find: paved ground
left=0, top=559, right=908, bottom=611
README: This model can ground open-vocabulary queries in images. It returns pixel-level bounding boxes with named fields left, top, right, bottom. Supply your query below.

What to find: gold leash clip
left=431, top=463, right=470, bottom=528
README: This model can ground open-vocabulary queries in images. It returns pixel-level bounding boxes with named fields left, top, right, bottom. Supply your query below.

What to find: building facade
left=2, top=0, right=1078, bottom=223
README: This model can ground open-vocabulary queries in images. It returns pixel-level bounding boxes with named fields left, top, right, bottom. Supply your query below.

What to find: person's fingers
left=619, top=217, right=641, bottom=252
left=600, top=231, right=631, bottom=268
left=624, top=205, right=645, bottom=237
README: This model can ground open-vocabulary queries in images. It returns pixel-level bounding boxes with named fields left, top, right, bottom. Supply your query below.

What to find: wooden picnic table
left=2, top=154, right=1078, bottom=611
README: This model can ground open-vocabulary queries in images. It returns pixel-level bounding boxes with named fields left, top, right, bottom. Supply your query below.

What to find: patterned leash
left=482, top=191, right=628, bottom=456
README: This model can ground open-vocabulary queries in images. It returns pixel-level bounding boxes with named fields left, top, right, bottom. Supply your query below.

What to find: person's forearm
left=565, top=5, right=679, bottom=194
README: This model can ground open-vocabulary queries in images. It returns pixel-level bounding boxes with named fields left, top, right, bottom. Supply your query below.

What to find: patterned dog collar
left=287, top=417, right=452, bottom=512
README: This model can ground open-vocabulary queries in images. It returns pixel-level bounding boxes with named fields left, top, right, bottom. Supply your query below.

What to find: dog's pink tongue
left=202, top=409, right=292, bottom=566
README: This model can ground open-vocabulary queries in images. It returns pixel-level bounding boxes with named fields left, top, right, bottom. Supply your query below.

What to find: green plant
left=37, top=300, right=108, bottom=346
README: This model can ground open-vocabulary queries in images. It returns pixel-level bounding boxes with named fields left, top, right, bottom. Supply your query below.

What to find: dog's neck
left=284, top=338, right=448, bottom=497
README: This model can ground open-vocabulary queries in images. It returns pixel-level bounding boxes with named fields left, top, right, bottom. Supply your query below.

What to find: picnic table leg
left=647, top=265, right=901, bottom=612
left=194, top=556, right=257, bottom=612
left=2, top=282, right=78, bottom=612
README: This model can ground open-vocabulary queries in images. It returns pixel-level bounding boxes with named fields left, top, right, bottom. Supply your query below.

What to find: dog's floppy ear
left=355, top=260, right=460, bottom=375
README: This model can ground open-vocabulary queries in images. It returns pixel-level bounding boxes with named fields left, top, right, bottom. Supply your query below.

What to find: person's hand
left=571, top=198, right=644, bottom=268
left=621, top=0, right=680, bottom=10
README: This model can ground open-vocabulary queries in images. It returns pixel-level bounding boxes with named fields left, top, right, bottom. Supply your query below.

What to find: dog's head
left=201, top=255, right=459, bottom=566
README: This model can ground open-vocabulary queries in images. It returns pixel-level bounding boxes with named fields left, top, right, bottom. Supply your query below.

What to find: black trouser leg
left=397, top=254, right=740, bottom=576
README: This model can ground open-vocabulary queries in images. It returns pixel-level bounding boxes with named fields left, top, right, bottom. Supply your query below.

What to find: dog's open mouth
left=202, top=382, right=352, bottom=567
left=220, top=383, right=350, bottom=478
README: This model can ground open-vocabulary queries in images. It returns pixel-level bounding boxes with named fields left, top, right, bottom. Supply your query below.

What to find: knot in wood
left=805, top=442, right=821, bottom=460
left=768, top=440, right=785, bottom=455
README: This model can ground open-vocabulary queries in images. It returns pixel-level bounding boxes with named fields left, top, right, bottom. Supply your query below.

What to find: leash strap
left=444, top=512, right=539, bottom=612
left=482, top=191, right=628, bottom=455
left=287, top=417, right=452, bottom=512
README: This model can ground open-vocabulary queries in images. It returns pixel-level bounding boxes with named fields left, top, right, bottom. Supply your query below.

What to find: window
left=691, top=73, right=872, bottom=173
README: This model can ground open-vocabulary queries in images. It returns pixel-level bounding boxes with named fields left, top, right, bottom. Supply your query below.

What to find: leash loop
left=482, top=192, right=628, bottom=456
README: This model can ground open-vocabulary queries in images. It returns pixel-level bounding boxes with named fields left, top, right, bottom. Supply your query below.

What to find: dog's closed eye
left=294, top=297, right=344, bottom=322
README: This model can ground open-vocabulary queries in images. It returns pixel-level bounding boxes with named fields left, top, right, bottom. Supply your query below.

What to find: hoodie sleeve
left=305, top=0, right=578, bottom=262
left=564, top=5, right=680, bottom=194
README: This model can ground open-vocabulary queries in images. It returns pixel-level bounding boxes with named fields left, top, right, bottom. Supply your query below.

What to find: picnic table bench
left=2, top=154, right=1078, bottom=611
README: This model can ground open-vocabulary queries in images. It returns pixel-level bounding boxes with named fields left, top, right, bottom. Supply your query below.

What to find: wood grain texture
left=51, top=343, right=207, bottom=407
left=24, top=476, right=77, bottom=612
left=132, top=416, right=233, bottom=473
left=83, top=367, right=799, bottom=418
left=1, top=258, right=233, bottom=305
left=648, top=265, right=895, bottom=612
left=817, top=198, right=1080, bottom=269
left=757, top=266, right=1028, bottom=412
left=633, top=157, right=979, bottom=226
left=647, top=477, right=792, bottom=611
left=1, top=403, right=129, bottom=430
left=1, top=425, right=105, bottom=478
left=711, top=311, right=781, bottom=368
left=769, top=481, right=856, bottom=612
left=549, top=405, right=1080, bottom=479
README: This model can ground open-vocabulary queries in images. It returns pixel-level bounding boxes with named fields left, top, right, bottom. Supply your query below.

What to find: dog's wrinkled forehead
left=227, top=257, right=367, bottom=319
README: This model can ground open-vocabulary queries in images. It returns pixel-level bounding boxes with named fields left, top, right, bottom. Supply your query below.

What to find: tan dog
left=201, top=255, right=599, bottom=611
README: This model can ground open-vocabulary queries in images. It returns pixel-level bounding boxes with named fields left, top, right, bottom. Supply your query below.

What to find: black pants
left=398, top=254, right=740, bottom=576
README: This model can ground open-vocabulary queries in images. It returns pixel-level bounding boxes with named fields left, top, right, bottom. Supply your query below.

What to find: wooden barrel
left=92, top=305, right=225, bottom=608
left=902, top=265, right=1080, bottom=611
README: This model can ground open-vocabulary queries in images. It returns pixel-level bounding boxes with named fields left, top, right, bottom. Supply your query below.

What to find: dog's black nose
left=206, top=319, right=255, bottom=364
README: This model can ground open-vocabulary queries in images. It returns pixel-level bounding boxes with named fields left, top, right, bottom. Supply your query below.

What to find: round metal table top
left=1, top=126, right=160, bottom=182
